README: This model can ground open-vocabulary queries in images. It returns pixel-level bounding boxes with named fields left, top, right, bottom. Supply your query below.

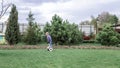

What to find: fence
left=0, top=23, right=95, bottom=35
left=0, top=23, right=44, bottom=34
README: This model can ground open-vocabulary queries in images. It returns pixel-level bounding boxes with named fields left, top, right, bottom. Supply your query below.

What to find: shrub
left=110, top=36, right=119, bottom=45
left=116, top=33, right=120, bottom=44
left=96, top=24, right=120, bottom=46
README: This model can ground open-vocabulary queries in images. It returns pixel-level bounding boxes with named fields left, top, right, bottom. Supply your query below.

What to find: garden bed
left=0, top=45, right=120, bottom=50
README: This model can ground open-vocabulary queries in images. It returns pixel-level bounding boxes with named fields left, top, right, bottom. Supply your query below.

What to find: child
left=45, top=32, right=53, bottom=51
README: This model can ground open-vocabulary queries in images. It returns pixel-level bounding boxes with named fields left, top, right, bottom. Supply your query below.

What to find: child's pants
left=48, top=42, right=52, bottom=49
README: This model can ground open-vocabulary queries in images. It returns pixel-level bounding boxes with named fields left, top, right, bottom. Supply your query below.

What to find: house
left=112, top=24, right=120, bottom=33
left=0, top=33, right=6, bottom=44
left=79, top=25, right=94, bottom=36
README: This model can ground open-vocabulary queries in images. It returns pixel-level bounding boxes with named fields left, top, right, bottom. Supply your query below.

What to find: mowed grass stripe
left=0, top=49, right=120, bottom=68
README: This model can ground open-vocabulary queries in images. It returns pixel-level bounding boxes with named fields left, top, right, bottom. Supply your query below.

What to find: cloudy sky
left=0, top=0, right=120, bottom=24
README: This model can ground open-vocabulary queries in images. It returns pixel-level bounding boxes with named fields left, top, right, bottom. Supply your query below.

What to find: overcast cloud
left=0, top=0, right=120, bottom=24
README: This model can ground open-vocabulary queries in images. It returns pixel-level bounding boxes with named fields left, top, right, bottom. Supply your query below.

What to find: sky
left=0, top=0, right=120, bottom=24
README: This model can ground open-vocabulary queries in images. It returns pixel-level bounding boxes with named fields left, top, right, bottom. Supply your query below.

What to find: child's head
left=45, top=32, right=49, bottom=36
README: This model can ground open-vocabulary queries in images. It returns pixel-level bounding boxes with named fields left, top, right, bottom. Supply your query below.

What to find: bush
left=116, top=33, right=120, bottom=44
left=96, top=24, right=120, bottom=46
left=110, top=36, right=119, bottom=45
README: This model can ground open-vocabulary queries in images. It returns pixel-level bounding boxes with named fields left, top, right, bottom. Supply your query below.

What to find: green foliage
left=110, top=36, right=119, bottom=45
left=24, top=11, right=41, bottom=45
left=24, top=26, right=37, bottom=45
left=65, top=22, right=83, bottom=45
left=32, top=22, right=42, bottom=43
left=44, top=14, right=83, bottom=45
left=83, top=40, right=95, bottom=43
left=116, top=33, right=120, bottom=44
left=40, top=34, right=46, bottom=43
left=96, top=24, right=120, bottom=46
left=109, top=15, right=118, bottom=25
left=5, top=4, right=20, bottom=45
left=43, top=22, right=51, bottom=33
left=50, top=14, right=63, bottom=45
left=43, top=22, right=51, bottom=42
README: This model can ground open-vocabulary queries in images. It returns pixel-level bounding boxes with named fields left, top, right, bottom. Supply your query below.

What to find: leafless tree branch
left=0, top=0, right=12, bottom=19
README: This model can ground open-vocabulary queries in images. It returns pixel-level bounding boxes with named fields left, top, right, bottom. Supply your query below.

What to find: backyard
left=0, top=49, right=120, bottom=68
left=0, top=1, right=120, bottom=68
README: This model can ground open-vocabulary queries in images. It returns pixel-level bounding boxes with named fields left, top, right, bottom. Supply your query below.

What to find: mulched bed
left=0, top=45, right=120, bottom=50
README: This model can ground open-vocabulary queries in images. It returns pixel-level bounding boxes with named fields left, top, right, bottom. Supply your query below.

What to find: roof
left=112, top=24, right=120, bottom=27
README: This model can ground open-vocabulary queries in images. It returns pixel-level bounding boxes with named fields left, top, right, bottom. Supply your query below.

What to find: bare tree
left=0, top=0, right=12, bottom=19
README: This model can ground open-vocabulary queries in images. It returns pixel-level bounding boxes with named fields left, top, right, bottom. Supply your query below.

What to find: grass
left=80, top=43, right=101, bottom=46
left=16, top=42, right=48, bottom=46
left=0, top=49, right=120, bottom=68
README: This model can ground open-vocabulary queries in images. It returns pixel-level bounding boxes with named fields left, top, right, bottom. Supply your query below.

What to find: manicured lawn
left=0, top=49, right=120, bottom=68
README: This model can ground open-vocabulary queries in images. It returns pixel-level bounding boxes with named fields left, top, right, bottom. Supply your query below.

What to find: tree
left=43, top=22, right=51, bottom=33
left=109, top=15, right=118, bottom=25
left=91, top=13, right=118, bottom=34
left=32, top=22, right=42, bottom=43
left=96, top=24, right=120, bottom=46
left=24, top=11, right=37, bottom=45
left=67, top=23, right=82, bottom=45
left=97, top=12, right=110, bottom=23
left=42, top=22, right=51, bottom=42
left=91, top=16, right=98, bottom=34
left=109, top=15, right=118, bottom=30
left=50, top=14, right=63, bottom=45
left=44, top=14, right=83, bottom=45
left=5, top=4, right=20, bottom=45
left=0, top=0, right=11, bottom=19
left=97, top=12, right=118, bottom=26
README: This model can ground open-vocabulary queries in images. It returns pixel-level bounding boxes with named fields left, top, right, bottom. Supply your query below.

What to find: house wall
left=79, top=25, right=95, bottom=36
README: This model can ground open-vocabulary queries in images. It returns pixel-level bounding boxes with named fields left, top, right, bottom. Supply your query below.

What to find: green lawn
left=0, top=49, right=120, bottom=68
